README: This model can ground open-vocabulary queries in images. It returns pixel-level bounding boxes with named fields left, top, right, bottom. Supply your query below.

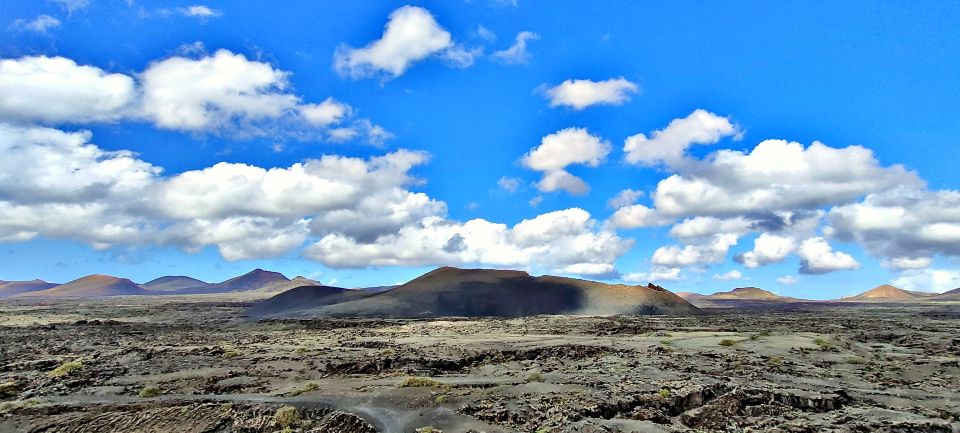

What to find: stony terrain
left=1, top=298, right=959, bottom=432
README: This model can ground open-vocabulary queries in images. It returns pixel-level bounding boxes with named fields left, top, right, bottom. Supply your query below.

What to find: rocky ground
left=0, top=298, right=958, bottom=432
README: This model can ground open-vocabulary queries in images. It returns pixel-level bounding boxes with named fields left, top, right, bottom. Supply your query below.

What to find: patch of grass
left=415, top=427, right=440, bottom=433
left=138, top=385, right=161, bottom=398
left=658, top=388, right=672, bottom=399
left=380, top=348, right=395, bottom=357
left=659, top=339, right=672, bottom=346
left=0, top=398, right=41, bottom=414
left=395, top=376, right=450, bottom=390
left=0, top=380, right=22, bottom=398
left=292, top=347, right=307, bottom=355
left=286, top=382, right=319, bottom=397
left=813, top=338, right=832, bottom=350
left=222, top=350, right=240, bottom=358
left=847, top=356, right=867, bottom=365
left=435, top=395, right=447, bottom=405
left=274, top=405, right=299, bottom=428
left=718, top=339, right=737, bottom=347
left=48, top=360, right=83, bottom=378
left=526, top=372, right=544, bottom=383
left=758, top=330, right=772, bottom=337
left=769, top=356, right=783, bottom=366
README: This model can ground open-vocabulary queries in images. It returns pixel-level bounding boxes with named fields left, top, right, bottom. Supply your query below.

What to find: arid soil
left=1, top=298, right=958, bottom=432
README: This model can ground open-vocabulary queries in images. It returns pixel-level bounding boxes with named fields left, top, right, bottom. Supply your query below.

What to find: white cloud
left=140, top=49, right=296, bottom=131
left=623, top=267, right=682, bottom=283
left=528, top=195, right=544, bottom=207
left=476, top=25, right=496, bottom=42
left=181, top=5, right=221, bottom=18
left=10, top=15, right=61, bottom=34
left=796, top=237, right=860, bottom=274
left=299, top=97, right=352, bottom=127
left=882, top=256, right=933, bottom=271
left=492, top=31, right=538, bottom=64
left=497, top=176, right=522, bottom=193
left=608, top=204, right=670, bottom=229
left=713, top=270, right=743, bottom=281
left=777, top=275, right=798, bottom=285
left=829, top=189, right=960, bottom=263
left=624, top=109, right=738, bottom=167
left=543, top=77, right=638, bottom=110
left=0, top=56, right=136, bottom=124
left=52, top=0, right=89, bottom=15
left=0, top=124, right=630, bottom=272
left=522, top=127, right=610, bottom=195
left=607, top=189, right=644, bottom=209
left=651, top=139, right=921, bottom=218
left=334, top=6, right=470, bottom=79
left=892, top=268, right=960, bottom=293
left=652, top=233, right=739, bottom=267
left=304, top=208, right=632, bottom=275
left=669, top=216, right=752, bottom=240
left=735, top=233, right=796, bottom=268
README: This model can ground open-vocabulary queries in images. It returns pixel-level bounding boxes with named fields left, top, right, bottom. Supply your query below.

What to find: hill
left=247, top=285, right=373, bottom=318
left=142, top=276, right=210, bottom=292
left=840, top=284, right=936, bottom=302
left=932, top=288, right=960, bottom=301
left=0, top=279, right=59, bottom=298
left=255, top=266, right=700, bottom=318
left=708, top=287, right=789, bottom=300
left=15, top=275, right=150, bottom=298
left=166, top=269, right=305, bottom=295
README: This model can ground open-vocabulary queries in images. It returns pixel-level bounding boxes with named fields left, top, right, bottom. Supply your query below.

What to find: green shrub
left=526, top=372, right=544, bottom=383
left=719, top=339, right=737, bottom=347
left=222, top=350, right=240, bottom=358
left=138, top=385, right=161, bottom=398
left=415, top=427, right=440, bottom=433
left=658, top=388, right=671, bottom=399
left=287, top=382, right=319, bottom=396
left=274, top=405, right=299, bottom=428
left=395, top=376, right=449, bottom=390
left=48, top=361, right=83, bottom=378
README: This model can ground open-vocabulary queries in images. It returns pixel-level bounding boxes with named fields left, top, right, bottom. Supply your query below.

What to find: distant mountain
left=932, top=287, right=960, bottom=301
left=254, top=266, right=701, bottom=318
left=15, top=275, right=150, bottom=298
left=247, top=285, right=373, bottom=318
left=679, top=287, right=802, bottom=302
left=166, top=269, right=301, bottom=295
left=142, top=276, right=210, bottom=292
left=0, top=279, right=59, bottom=298
left=840, top=284, right=936, bottom=302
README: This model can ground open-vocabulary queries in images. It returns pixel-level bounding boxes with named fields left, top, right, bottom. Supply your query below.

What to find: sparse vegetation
left=138, top=385, right=160, bottom=398
left=769, top=356, right=784, bottom=365
left=526, top=372, right=544, bottom=382
left=0, top=380, right=22, bottom=398
left=274, top=405, right=299, bottom=428
left=222, top=350, right=240, bottom=358
left=719, top=339, right=737, bottom=347
left=659, top=338, right=672, bottom=346
left=758, top=330, right=772, bottom=337
left=292, top=346, right=307, bottom=355
left=396, top=376, right=450, bottom=390
left=435, top=395, right=447, bottom=404
left=0, top=398, right=41, bottom=414
left=813, top=337, right=832, bottom=350
left=415, top=427, right=441, bottom=433
left=48, top=360, right=83, bottom=378
left=286, top=382, right=319, bottom=396
left=658, top=388, right=672, bottom=399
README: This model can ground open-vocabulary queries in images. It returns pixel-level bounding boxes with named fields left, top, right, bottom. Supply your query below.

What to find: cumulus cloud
left=10, top=15, right=61, bottom=34
left=334, top=6, right=476, bottom=80
left=624, top=109, right=738, bottom=167
left=829, top=189, right=960, bottom=263
left=543, top=77, right=638, bottom=110
left=0, top=124, right=629, bottom=272
left=892, top=268, right=960, bottom=293
left=797, top=237, right=860, bottom=274
left=0, top=56, right=136, bottom=124
left=713, top=270, right=743, bottom=281
left=522, top=127, right=610, bottom=195
left=607, top=189, right=644, bottom=209
left=492, top=31, right=538, bottom=64
left=608, top=204, right=670, bottom=229
left=623, top=267, right=681, bottom=283
left=304, top=208, right=633, bottom=275
left=52, top=0, right=89, bottom=15
left=735, top=233, right=796, bottom=268
left=652, top=233, right=739, bottom=267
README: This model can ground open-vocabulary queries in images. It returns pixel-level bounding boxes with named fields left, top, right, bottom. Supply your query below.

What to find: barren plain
left=1, top=298, right=958, bottom=433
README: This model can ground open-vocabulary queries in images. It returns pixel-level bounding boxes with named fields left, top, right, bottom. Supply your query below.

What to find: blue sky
left=1, top=1, right=959, bottom=298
